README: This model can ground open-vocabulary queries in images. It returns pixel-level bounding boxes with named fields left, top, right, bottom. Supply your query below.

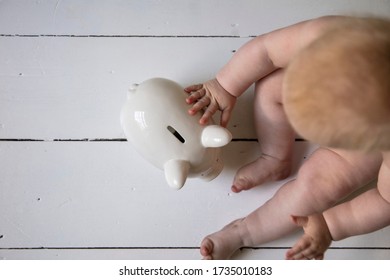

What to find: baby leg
left=232, top=69, right=295, bottom=192
left=285, top=149, right=382, bottom=259
left=202, top=148, right=381, bottom=259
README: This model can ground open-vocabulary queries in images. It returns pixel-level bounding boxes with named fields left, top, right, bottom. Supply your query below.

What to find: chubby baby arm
left=185, top=16, right=344, bottom=126
left=323, top=190, right=390, bottom=242
left=323, top=155, right=390, bottom=241
left=185, top=79, right=236, bottom=127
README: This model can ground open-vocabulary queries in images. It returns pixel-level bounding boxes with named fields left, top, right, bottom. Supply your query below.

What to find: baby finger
left=186, top=88, right=206, bottom=104
left=188, top=96, right=211, bottom=115
left=184, top=84, right=203, bottom=93
left=199, top=103, right=219, bottom=125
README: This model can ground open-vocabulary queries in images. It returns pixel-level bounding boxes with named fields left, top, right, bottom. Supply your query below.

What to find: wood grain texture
left=1, top=0, right=389, bottom=36
left=0, top=36, right=254, bottom=139
left=1, top=0, right=390, bottom=260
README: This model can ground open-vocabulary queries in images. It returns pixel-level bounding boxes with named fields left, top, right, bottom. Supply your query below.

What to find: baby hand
left=286, top=214, right=332, bottom=260
left=184, top=79, right=236, bottom=127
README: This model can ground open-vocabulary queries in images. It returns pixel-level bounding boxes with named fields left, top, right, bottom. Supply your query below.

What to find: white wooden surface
left=1, top=0, right=390, bottom=260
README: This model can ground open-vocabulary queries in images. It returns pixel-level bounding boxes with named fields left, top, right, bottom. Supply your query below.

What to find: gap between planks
left=0, top=34, right=256, bottom=38
left=0, top=138, right=306, bottom=142
left=1, top=246, right=389, bottom=250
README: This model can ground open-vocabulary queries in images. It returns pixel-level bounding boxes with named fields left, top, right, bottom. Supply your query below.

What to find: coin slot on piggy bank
left=167, top=125, right=186, bottom=143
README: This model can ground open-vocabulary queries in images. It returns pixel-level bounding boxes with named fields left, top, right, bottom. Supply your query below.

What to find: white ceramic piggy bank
left=120, top=77, right=232, bottom=189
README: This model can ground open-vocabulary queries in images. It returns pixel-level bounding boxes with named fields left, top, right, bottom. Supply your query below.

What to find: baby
left=185, top=16, right=390, bottom=259
left=284, top=18, right=390, bottom=259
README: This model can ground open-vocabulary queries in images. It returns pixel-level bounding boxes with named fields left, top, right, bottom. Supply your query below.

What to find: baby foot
left=232, top=155, right=292, bottom=193
left=200, top=219, right=246, bottom=260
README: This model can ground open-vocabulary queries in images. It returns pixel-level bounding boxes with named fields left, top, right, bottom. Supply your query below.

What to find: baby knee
left=296, top=165, right=342, bottom=211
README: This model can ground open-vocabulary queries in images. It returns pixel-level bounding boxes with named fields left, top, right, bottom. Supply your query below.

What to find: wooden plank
left=0, top=0, right=389, bottom=36
left=1, top=141, right=389, bottom=254
left=239, top=246, right=390, bottom=260
left=0, top=36, right=256, bottom=139
left=0, top=141, right=301, bottom=248
left=2, top=0, right=390, bottom=262
left=1, top=246, right=389, bottom=260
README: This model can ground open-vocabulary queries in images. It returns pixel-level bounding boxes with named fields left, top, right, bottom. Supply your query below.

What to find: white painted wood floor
left=1, top=0, right=390, bottom=260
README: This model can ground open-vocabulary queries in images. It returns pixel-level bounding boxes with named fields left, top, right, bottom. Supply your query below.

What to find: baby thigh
left=291, top=148, right=382, bottom=215
left=254, top=69, right=290, bottom=132
left=378, top=152, right=390, bottom=202
left=254, top=69, right=295, bottom=157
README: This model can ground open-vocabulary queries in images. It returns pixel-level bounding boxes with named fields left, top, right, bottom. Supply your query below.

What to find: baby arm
left=323, top=188, right=390, bottom=242
left=324, top=155, right=390, bottom=241
left=285, top=184, right=390, bottom=260
left=186, top=15, right=342, bottom=126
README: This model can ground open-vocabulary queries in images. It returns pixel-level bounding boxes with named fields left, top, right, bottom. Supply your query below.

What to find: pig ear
left=164, top=159, right=190, bottom=190
left=201, top=125, right=232, bottom=148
